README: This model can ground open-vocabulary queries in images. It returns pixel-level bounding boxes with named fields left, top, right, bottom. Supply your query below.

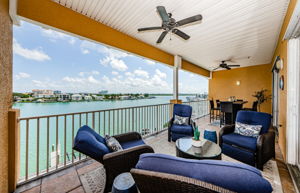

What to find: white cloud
left=155, top=69, right=167, bottom=79
left=125, top=72, right=134, bottom=77
left=134, top=68, right=149, bottom=78
left=68, top=38, right=76, bottom=45
left=15, top=72, right=31, bottom=80
left=82, top=49, right=90, bottom=54
left=110, top=58, right=128, bottom=71
left=101, top=57, right=128, bottom=71
left=145, top=59, right=155, bottom=65
left=41, top=29, right=76, bottom=45
left=13, top=39, right=51, bottom=61
left=78, top=71, right=100, bottom=77
left=112, top=71, right=119, bottom=75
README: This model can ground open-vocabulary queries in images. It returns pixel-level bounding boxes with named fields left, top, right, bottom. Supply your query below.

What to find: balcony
left=15, top=113, right=294, bottom=193
left=1, top=0, right=300, bottom=192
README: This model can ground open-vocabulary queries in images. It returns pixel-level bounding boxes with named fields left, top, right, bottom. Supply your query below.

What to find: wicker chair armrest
left=168, top=118, right=174, bottom=128
left=130, top=168, right=234, bottom=193
left=256, top=127, right=275, bottom=169
left=113, top=132, right=142, bottom=143
left=103, top=145, right=154, bottom=192
left=219, top=124, right=235, bottom=146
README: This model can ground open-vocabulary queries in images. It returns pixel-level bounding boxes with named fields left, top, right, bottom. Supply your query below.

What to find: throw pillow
left=173, top=115, right=189, bottom=125
left=105, top=135, right=123, bottom=152
left=234, top=122, right=262, bottom=138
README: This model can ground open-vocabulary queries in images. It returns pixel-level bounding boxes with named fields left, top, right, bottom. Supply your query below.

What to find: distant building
left=99, top=90, right=108, bottom=95
left=71, top=94, right=82, bottom=101
left=92, top=95, right=103, bottom=100
left=57, top=94, right=71, bottom=101
left=84, top=95, right=93, bottom=101
left=54, top=90, right=62, bottom=95
left=32, top=89, right=54, bottom=98
left=120, top=95, right=130, bottom=100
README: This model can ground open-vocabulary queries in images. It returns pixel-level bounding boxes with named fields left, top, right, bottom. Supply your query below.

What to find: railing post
left=8, top=109, right=20, bottom=192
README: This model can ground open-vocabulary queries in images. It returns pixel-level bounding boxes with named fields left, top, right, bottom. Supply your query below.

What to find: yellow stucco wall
left=209, top=64, right=272, bottom=113
left=0, top=0, right=13, bottom=192
left=271, top=0, right=298, bottom=160
left=17, top=0, right=210, bottom=78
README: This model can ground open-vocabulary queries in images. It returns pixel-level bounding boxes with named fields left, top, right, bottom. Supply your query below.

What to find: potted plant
left=252, top=89, right=271, bottom=112
left=192, top=126, right=201, bottom=147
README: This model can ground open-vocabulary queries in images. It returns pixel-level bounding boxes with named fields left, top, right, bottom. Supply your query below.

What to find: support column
left=170, top=55, right=182, bottom=104
left=0, top=0, right=13, bottom=192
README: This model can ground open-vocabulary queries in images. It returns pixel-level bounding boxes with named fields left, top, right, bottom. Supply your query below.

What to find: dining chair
left=209, top=100, right=219, bottom=123
left=243, top=101, right=258, bottom=111
left=220, top=102, right=233, bottom=127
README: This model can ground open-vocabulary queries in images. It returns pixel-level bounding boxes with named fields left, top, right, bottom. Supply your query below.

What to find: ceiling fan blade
left=157, top=6, right=170, bottom=23
left=156, top=31, right=168, bottom=43
left=138, top=27, right=163, bottom=32
left=227, top=65, right=240, bottom=67
left=172, top=29, right=190, bottom=40
left=176, top=14, right=202, bottom=26
left=225, top=66, right=231, bottom=70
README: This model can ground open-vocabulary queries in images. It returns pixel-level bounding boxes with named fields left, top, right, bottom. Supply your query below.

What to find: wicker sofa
left=131, top=153, right=273, bottom=193
left=73, top=125, right=154, bottom=193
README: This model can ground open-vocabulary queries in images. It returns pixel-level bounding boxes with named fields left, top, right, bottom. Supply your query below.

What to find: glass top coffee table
left=176, top=137, right=222, bottom=160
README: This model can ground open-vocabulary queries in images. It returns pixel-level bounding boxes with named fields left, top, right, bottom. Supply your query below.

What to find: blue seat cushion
left=73, top=125, right=110, bottom=161
left=170, top=124, right=193, bottom=135
left=120, top=139, right=145, bottom=149
left=222, top=133, right=257, bottom=152
left=236, top=111, right=271, bottom=134
left=136, top=153, right=272, bottom=193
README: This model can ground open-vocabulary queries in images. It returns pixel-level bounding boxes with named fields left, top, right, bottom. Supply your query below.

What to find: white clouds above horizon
left=134, top=68, right=149, bottom=78
left=13, top=39, right=51, bottom=61
left=15, top=72, right=31, bottom=80
left=13, top=21, right=208, bottom=94
left=41, top=29, right=76, bottom=45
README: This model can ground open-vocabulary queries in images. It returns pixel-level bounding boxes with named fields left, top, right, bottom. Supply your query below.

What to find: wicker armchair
left=103, top=132, right=154, bottom=192
left=73, top=126, right=154, bottom=193
left=168, top=104, right=195, bottom=142
left=219, top=111, right=275, bottom=170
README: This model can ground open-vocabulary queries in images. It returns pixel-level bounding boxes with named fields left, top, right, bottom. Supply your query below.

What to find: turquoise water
left=13, top=95, right=196, bottom=180
left=13, top=96, right=189, bottom=118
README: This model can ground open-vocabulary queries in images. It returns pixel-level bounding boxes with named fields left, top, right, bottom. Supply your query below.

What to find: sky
left=13, top=21, right=208, bottom=94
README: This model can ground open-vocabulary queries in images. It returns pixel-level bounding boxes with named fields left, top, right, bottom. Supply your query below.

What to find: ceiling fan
left=137, top=6, right=202, bottom=43
left=213, top=60, right=240, bottom=71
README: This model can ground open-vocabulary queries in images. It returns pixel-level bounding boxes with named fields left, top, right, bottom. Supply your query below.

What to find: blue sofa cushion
left=236, top=111, right=272, bottom=134
left=120, top=139, right=145, bottom=149
left=170, top=124, right=193, bottom=135
left=222, top=133, right=257, bottom=152
left=136, top=153, right=272, bottom=193
left=73, top=125, right=110, bottom=161
left=173, top=104, right=192, bottom=118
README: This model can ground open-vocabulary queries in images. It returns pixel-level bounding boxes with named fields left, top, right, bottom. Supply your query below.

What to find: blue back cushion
left=136, top=153, right=272, bottom=193
left=173, top=104, right=192, bottom=118
left=236, top=111, right=271, bottom=134
left=73, top=125, right=110, bottom=161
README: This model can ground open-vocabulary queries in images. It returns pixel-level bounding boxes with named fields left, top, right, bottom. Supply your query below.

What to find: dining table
left=219, top=100, right=248, bottom=125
